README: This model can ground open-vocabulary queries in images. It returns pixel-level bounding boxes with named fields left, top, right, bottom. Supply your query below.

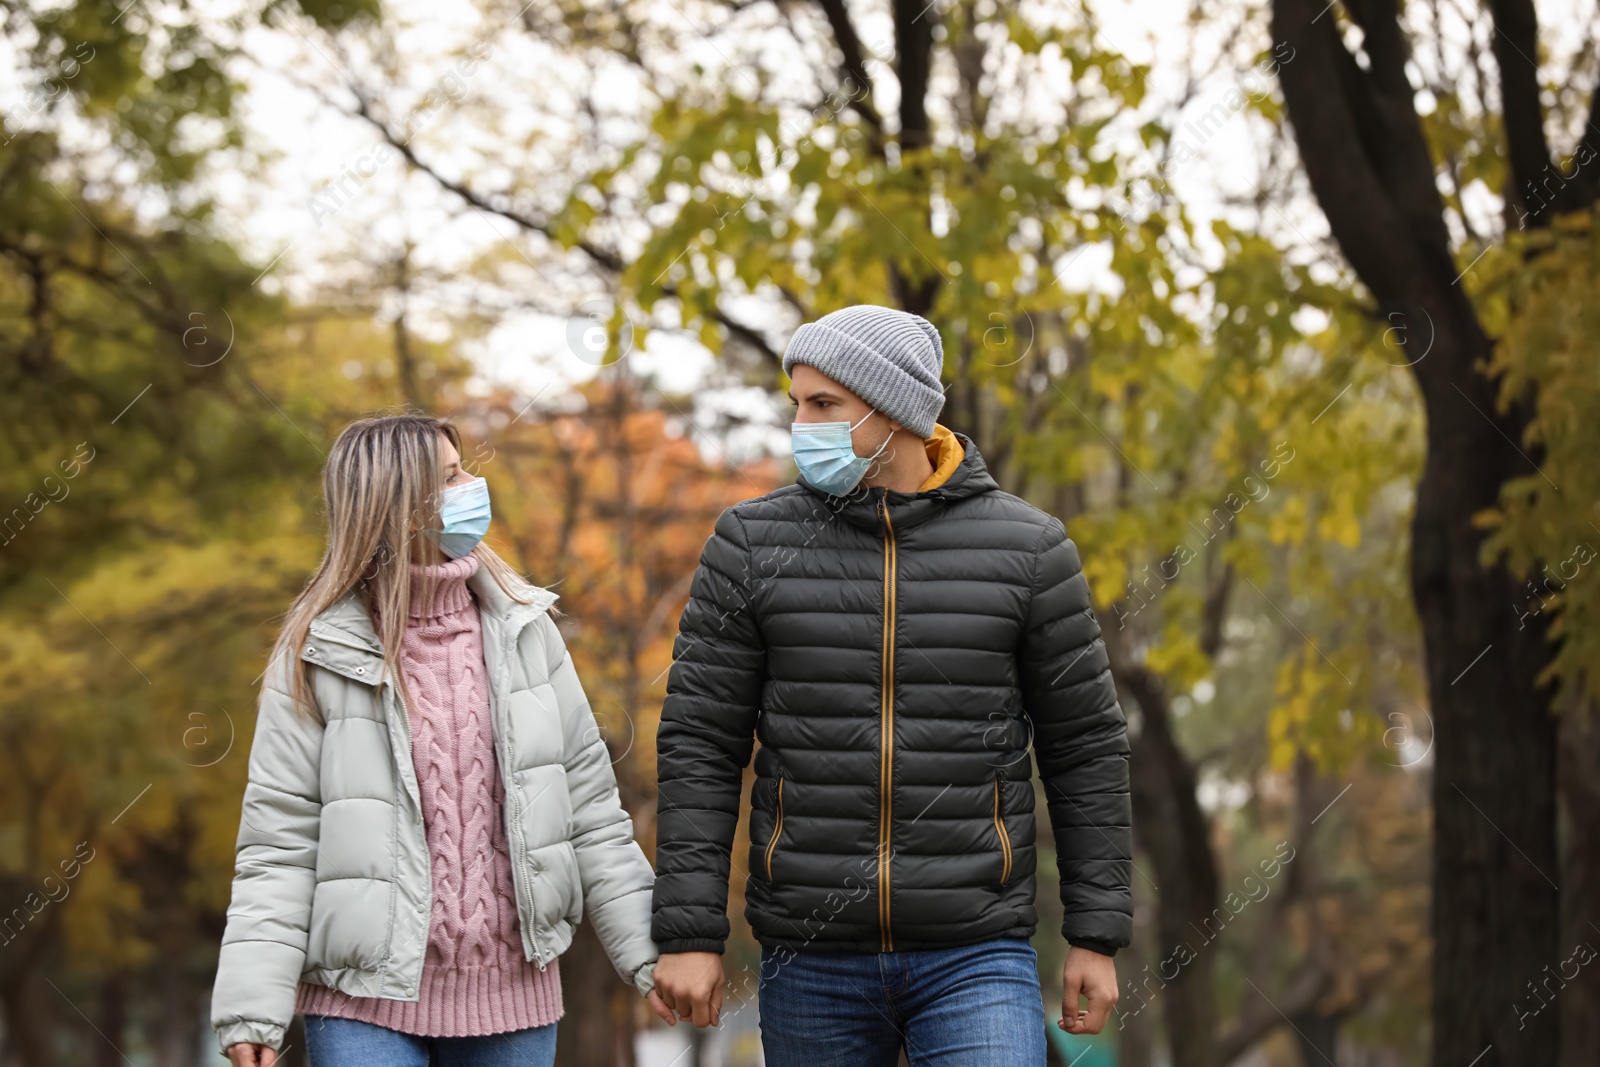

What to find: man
left=650, top=305, right=1132, bottom=1065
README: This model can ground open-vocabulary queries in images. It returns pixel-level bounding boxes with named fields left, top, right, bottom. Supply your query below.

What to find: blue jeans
left=757, top=937, right=1048, bottom=1067
left=302, top=1015, right=558, bottom=1067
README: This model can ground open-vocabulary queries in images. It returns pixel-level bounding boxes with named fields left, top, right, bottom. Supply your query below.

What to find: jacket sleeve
left=651, top=507, right=765, bottom=954
left=541, top=612, right=661, bottom=997
left=210, top=650, right=323, bottom=1053
left=1018, top=516, right=1133, bottom=957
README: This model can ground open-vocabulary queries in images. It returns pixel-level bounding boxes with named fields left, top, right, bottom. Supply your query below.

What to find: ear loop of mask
left=860, top=410, right=895, bottom=464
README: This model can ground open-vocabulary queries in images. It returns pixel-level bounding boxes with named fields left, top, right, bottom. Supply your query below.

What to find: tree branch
left=892, top=0, right=936, bottom=150
left=339, top=84, right=784, bottom=365
left=816, top=0, right=884, bottom=137
left=1486, top=0, right=1560, bottom=222
left=1272, top=0, right=1469, bottom=320
left=1214, top=961, right=1333, bottom=1064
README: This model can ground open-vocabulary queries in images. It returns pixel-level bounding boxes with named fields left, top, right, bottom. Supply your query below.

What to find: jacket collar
left=798, top=429, right=999, bottom=534
left=304, top=563, right=559, bottom=683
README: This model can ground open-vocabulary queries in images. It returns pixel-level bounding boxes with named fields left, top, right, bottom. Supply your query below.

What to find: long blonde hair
left=270, top=413, right=537, bottom=721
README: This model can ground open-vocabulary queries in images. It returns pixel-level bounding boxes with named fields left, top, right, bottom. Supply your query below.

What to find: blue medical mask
left=792, top=409, right=896, bottom=496
left=430, top=476, right=492, bottom=559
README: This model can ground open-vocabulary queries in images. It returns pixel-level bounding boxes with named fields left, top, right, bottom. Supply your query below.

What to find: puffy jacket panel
left=652, top=432, right=1132, bottom=957
left=211, top=570, right=659, bottom=1054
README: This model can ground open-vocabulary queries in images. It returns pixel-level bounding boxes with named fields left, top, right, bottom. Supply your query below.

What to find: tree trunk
left=1107, top=631, right=1219, bottom=1067
left=1114, top=906, right=1156, bottom=1067
left=1408, top=329, right=1559, bottom=1067
left=1270, top=0, right=1562, bottom=1061
left=150, top=970, right=201, bottom=1067
left=1288, top=1007, right=1339, bottom=1067
left=1558, top=697, right=1600, bottom=1067
left=0, top=976, right=53, bottom=1067
left=554, top=918, right=636, bottom=1067
left=279, top=1016, right=309, bottom=1067
left=96, top=974, right=125, bottom=1067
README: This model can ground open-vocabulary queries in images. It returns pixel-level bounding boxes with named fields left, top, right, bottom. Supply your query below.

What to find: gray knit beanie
left=782, top=305, right=946, bottom=437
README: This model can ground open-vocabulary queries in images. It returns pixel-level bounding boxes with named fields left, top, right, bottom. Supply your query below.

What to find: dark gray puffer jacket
left=650, top=431, right=1132, bottom=957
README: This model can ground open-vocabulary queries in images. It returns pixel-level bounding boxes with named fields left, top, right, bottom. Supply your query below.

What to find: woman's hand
left=225, top=1042, right=278, bottom=1066
left=646, top=987, right=677, bottom=1025
left=652, top=950, right=725, bottom=1027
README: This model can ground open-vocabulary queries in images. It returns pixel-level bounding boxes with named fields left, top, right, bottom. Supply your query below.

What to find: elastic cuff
left=655, top=939, right=726, bottom=955
left=1068, top=939, right=1119, bottom=958
left=215, top=1019, right=287, bottom=1055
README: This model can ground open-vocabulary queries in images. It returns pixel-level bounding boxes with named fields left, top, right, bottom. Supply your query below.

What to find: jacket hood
left=797, top=428, right=999, bottom=534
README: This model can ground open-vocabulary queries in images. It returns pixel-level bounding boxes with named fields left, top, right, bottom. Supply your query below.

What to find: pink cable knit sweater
left=296, top=554, right=564, bottom=1035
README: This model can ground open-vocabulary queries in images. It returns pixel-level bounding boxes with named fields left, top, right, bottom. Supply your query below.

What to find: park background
left=1, top=0, right=1597, bottom=1064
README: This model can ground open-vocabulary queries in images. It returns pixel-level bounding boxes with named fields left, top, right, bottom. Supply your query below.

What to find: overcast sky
left=206, top=0, right=1284, bottom=410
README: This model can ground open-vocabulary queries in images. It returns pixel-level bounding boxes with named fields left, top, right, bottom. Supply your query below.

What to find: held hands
left=646, top=987, right=676, bottom=1025
left=1060, top=945, right=1119, bottom=1035
left=225, top=1044, right=277, bottom=1066
left=652, top=950, right=725, bottom=1027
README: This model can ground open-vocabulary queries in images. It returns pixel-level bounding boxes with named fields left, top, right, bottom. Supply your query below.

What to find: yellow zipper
left=993, top=775, right=1013, bottom=885
left=765, top=777, right=785, bottom=881
left=878, top=499, right=898, bottom=951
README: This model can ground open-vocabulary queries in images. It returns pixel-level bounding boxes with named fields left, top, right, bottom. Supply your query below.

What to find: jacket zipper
left=493, top=605, right=550, bottom=969
left=993, top=773, right=1013, bottom=885
left=764, top=776, right=785, bottom=881
left=386, top=679, right=433, bottom=994
left=878, top=496, right=898, bottom=951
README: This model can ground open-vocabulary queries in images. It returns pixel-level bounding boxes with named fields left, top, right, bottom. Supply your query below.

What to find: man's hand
left=225, top=1044, right=277, bottom=1067
left=1060, top=945, right=1119, bottom=1035
left=653, top=951, right=725, bottom=1027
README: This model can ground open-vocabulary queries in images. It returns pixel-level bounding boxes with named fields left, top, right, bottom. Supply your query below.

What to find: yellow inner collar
left=917, top=423, right=964, bottom=492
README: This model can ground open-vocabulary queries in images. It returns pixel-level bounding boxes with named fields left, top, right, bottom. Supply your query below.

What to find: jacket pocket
left=993, top=774, right=1013, bottom=886
left=764, top=776, right=785, bottom=882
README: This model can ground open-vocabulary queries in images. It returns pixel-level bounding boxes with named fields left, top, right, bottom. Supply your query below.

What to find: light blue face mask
left=792, top=409, right=896, bottom=496
left=430, top=476, right=492, bottom=559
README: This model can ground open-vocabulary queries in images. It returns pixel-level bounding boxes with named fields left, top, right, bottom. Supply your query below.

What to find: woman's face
left=421, top=434, right=475, bottom=562
left=438, top=434, right=473, bottom=489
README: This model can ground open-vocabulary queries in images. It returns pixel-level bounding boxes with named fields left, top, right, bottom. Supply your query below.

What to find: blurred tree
left=459, top=367, right=782, bottom=1067
left=0, top=2, right=1508, bottom=1066
left=0, top=1, right=377, bottom=1061
left=1270, top=0, right=1600, bottom=1062
left=1479, top=215, right=1600, bottom=1066
left=575, top=4, right=1424, bottom=1064
left=343, top=0, right=1433, bottom=1062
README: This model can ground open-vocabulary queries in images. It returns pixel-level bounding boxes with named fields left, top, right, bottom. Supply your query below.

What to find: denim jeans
left=757, top=936, right=1048, bottom=1067
left=302, top=1014, right=558, bottom=1067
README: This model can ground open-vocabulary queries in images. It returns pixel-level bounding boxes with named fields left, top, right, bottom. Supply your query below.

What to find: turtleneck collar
left=407, top=553, right=480, bottom=621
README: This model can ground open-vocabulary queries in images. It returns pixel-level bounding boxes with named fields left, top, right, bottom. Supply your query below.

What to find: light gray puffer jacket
left=210, top=567, right=658, bottom=1053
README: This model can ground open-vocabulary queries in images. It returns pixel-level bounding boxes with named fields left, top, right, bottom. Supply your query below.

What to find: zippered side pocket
left=993, top=773, right=1013, bottom=886
left=765, top=776, right=786, bottom=882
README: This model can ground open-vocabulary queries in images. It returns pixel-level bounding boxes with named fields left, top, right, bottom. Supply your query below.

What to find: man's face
left=786, top=362, right=904, bottom=466
left=787, top=363, right=870, bottom=426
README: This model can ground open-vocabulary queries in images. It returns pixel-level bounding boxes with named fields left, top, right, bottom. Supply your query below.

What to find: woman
left=211, top=414, right=670, bottom=1066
